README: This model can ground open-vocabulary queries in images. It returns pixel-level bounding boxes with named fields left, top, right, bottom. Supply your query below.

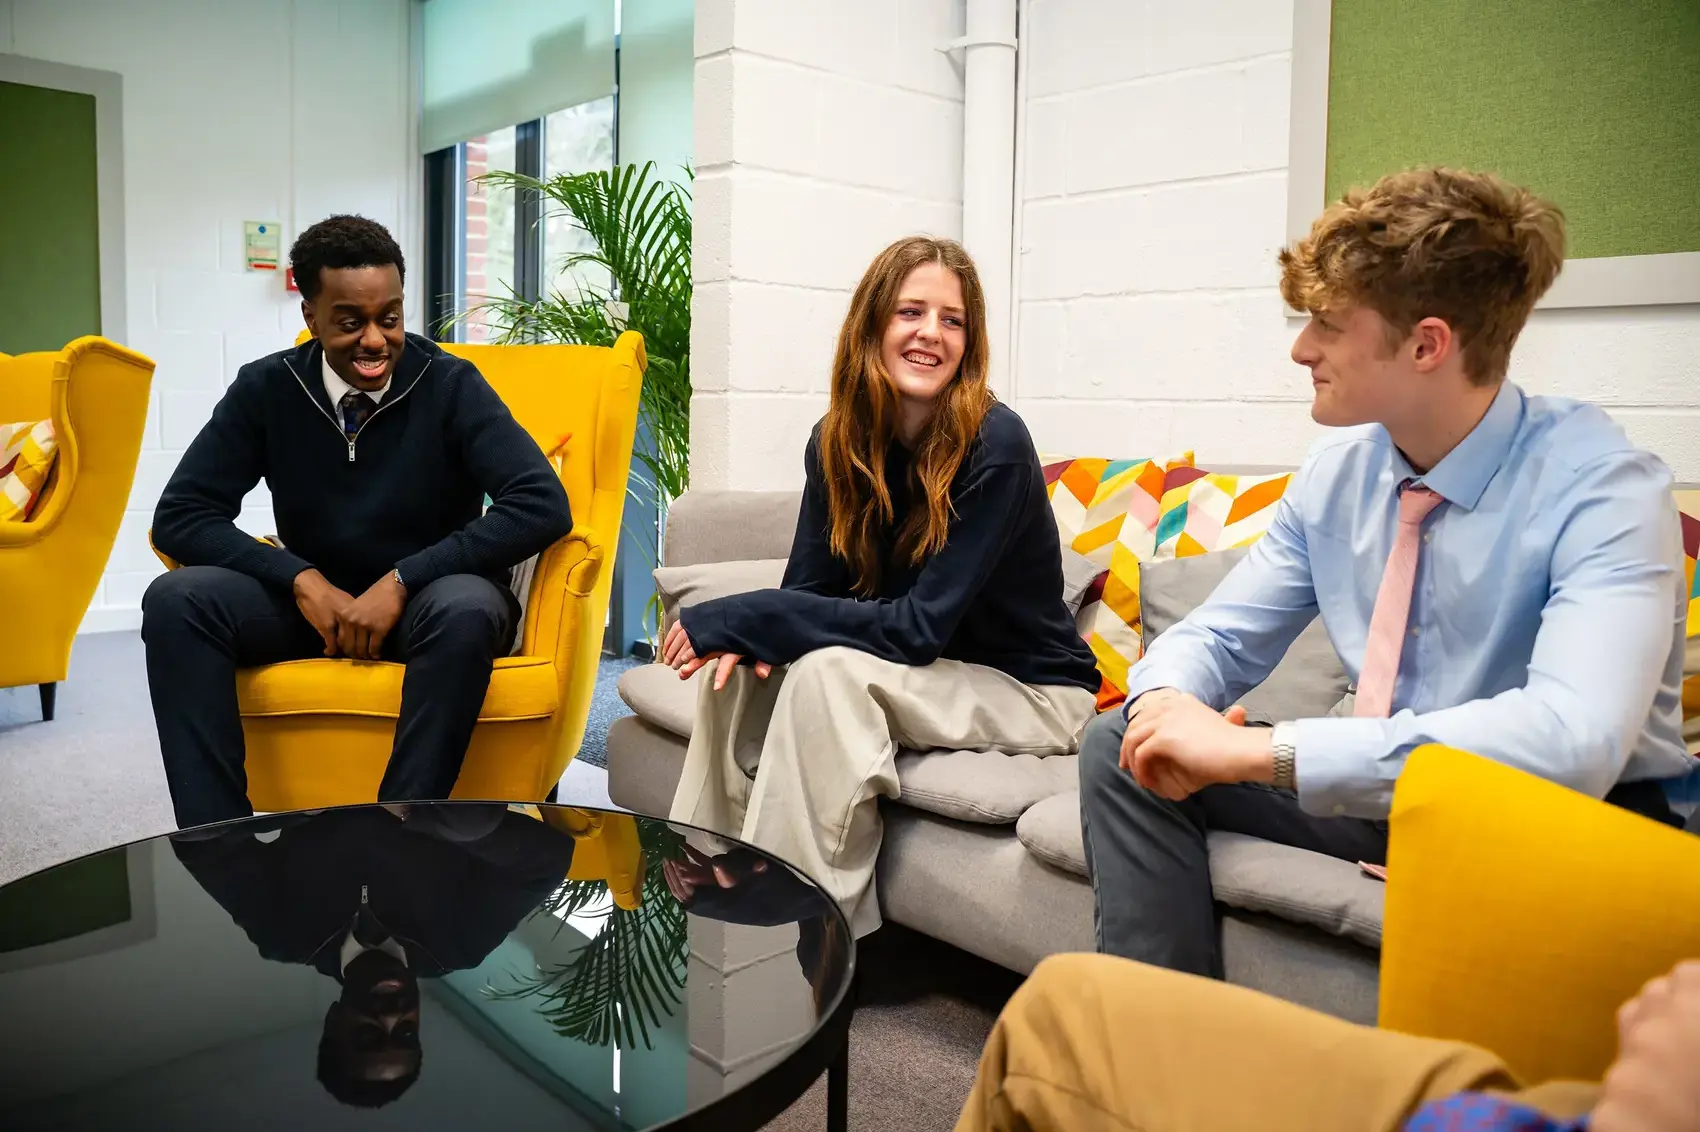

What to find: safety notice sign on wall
left=244, top=221, right=281, bottom=272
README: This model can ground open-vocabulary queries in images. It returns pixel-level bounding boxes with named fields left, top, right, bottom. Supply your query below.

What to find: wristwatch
left=1271, top=721, right=1298, bottom=792
left=391, top=568, right=407, bottom=593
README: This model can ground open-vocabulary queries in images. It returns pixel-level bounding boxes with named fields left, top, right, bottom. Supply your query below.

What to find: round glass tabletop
left=0, top=802, right=855, bottom=1131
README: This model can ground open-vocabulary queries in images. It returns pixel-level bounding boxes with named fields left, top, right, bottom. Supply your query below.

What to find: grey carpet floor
left=763, top=926, right=1017, bottom=1132
left=579, top=654, right=640, bottom=769
left=0, top=634, right=1005, bottom=1130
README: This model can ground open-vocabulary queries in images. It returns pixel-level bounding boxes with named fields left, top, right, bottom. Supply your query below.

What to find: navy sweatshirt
left=153, top=333, right=572, bottom=597
left=681, top=403, right=1101, bottom=692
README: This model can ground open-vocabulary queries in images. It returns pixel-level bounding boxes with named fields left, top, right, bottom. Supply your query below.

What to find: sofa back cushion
left=654, top=558, right=788, bottom=635
left=663, top=490, right=802, bottom=567
left=1139, top=547, right=1351, bottom=723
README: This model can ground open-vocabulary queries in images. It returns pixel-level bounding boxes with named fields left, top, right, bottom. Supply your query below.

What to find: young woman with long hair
left=659, top=235, right=1100, bottom=938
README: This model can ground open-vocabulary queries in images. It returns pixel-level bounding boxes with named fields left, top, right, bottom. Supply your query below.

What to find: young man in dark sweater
left=143, top=216, right=572, bottom=828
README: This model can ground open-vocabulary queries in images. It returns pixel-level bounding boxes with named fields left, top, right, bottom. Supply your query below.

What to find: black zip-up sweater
left=153, top=333, right=572, bottom=597
left=681, top=403, right=1101, bottom=692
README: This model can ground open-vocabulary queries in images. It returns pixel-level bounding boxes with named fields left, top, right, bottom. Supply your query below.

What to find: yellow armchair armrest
left=1380, top=744, right=1700, bottom=1084
left=541, top=806, right=646, bottom=911
left=148, top=529, right=287, bottom=573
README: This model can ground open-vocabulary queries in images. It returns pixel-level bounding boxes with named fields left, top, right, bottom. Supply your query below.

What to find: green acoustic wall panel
left=1325, top=0, right=1700, bottom=261
left=0, top=80, right=102, bottom=355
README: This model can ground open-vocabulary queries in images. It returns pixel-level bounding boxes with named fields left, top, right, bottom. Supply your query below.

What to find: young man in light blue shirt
left=1080, top=167, right=1696, bottom=974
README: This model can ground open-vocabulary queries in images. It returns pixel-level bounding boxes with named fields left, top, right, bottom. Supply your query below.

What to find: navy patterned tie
left=339, top=390, right=378, bottom=441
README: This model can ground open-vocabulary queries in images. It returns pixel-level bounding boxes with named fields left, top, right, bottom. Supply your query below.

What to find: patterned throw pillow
left=1042, top=452, right=1194, bottom=711
left=1676, top=490, right=1699, bottom=753
left=0, top=419, right=58, bottom=522
left=1153, top=466, right=1294, bottom=560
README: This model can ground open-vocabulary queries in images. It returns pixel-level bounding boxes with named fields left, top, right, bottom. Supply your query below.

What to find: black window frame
left=422, top=62, right=657, bottom=660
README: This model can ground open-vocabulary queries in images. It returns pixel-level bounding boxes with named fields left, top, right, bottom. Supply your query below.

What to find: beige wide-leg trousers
left=955, top=954, right=1600, bottom=1132
left=669, top=646, right=1098, bottom=937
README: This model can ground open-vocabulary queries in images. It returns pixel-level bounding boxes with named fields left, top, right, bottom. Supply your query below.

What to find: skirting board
left=78, top=607, right=143, bottom=635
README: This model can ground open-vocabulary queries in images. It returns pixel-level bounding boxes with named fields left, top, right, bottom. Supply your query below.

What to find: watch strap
left=1271, top=721, right=1297, bottom=792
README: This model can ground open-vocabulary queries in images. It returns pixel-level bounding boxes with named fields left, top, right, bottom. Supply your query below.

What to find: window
left=460, top=125, right=516, bottom=343
left=543, top=96, right=617, bottom=304
left=425, top=105, right=614, bottom=342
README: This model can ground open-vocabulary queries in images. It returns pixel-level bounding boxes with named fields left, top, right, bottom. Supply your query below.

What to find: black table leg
left=827, top=1037, right=848, bottom=1132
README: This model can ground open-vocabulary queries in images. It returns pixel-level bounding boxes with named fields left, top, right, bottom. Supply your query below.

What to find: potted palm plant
left=473, top=161, right=693, bottom=643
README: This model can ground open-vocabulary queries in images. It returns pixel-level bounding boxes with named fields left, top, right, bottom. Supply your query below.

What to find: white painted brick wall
left=3, top=0, right=418, bottom=632
left=1014, top=0, right=1700, bottom=479
left=690, top=0, right=966, bottom=492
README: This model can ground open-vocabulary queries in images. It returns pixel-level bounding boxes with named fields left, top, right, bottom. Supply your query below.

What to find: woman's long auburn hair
left=819, top=236, right=995, bottom=596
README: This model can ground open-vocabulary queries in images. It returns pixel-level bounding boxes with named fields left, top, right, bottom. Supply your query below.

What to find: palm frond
left=467, top=162, right=692, bottom=647
left=484, top=818, right=691, bottom=1050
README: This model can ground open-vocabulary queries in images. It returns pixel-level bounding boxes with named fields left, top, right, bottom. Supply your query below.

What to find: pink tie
left=1354, top=485, right=1443, bottom=719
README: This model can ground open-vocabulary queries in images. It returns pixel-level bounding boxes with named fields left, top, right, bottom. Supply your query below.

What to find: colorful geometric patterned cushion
left=0, top=418, right=58, bottom=522
left=1042, top=452, right=1194, bottom=711
left=1677, top=490, right=1699, bottom=752
left=1153, top=466, right=1294, bottom=560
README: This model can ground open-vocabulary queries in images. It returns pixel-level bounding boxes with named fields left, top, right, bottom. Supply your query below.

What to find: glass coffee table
left=0, top=802, right=854, bottom=1131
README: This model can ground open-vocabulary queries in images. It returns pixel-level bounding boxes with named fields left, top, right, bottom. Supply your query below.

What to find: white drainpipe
left=945, top=0, right=1019, bottom=399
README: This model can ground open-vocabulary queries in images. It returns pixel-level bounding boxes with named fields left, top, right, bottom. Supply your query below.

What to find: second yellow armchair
left=0, top=337, right=153, bottom=721
left=1381, top=745, right=1700, bottom=1085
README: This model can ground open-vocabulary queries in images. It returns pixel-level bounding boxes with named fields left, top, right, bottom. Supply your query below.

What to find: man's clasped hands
left=292, top=568, right=409, bottom=660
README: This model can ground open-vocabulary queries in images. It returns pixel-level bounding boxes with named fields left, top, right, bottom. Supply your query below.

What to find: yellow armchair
left=1380, top=745, right=1700, bottom=1085
left=207, top=333, right=645, bottom=810
left=0, top=337, right=153, bottom=720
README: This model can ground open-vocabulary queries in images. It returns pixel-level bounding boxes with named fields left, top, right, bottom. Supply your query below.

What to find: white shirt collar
left=321, top=348, right=391, bottom=406
left=339, top=925, right=409, bottom=975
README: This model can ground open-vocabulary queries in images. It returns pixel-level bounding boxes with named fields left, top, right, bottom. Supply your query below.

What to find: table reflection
left=0, top=804, right=852, bottom=1130
left=171, top=804, right=576, bottom=1108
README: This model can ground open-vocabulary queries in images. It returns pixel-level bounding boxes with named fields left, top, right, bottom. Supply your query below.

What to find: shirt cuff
left=1292, top=716, right=1400, bottom=819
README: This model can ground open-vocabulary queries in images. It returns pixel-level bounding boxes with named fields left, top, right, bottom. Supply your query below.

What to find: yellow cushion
left=237, top=655, right=559, bottom=721
left=1380, top=745, right=1700, bottom=1084
left=0, top=418, right=58, bottom=521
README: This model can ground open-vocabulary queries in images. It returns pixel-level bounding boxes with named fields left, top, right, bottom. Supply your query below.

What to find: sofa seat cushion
left=893, top=749, right=1080, bottom=825
left=1016, top=791, right=1385, bottom=947
left=238, top=655, right=559, bottom=721
left=618, top=662, right=1078, bottom=824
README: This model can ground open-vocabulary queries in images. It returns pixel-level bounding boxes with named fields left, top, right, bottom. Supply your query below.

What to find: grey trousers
left=1077, top=709, right=1387, bottom=978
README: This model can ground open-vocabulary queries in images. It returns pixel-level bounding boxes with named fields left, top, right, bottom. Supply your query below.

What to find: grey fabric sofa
left=607, top=489, right=1390, bottom=1023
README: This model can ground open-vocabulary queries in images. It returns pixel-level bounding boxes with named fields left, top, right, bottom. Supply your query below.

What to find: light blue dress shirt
left=1124, top=381, right=1695, bottom=819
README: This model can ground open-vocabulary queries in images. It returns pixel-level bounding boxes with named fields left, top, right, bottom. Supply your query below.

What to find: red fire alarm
left=284, top=266, right=299, bottom=293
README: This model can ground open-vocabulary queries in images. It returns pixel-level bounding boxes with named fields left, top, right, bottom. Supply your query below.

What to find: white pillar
left=955, top=0, right=1018, bottom=398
